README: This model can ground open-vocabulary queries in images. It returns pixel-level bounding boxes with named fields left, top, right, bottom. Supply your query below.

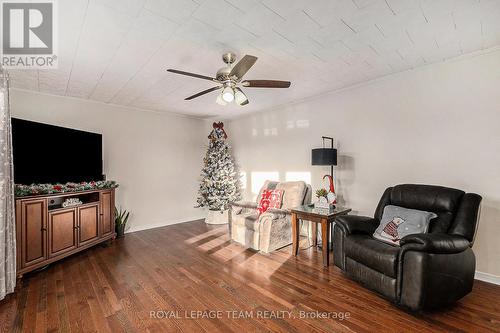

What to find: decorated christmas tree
left=196, top=122, right=241, bottom=211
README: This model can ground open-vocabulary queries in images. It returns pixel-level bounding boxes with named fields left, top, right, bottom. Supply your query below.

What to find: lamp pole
left=322, top=136, right=334, bottom=179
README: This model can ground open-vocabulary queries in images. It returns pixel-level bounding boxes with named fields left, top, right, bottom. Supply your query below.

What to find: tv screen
left=12, top=118, right=103, bottom=184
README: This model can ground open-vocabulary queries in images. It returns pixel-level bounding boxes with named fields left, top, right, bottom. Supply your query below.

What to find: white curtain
left=0, top=69, right=16, bottom=301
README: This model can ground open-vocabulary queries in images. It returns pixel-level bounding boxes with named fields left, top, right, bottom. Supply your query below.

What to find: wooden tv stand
left=15, top=188, right=116, bottom=277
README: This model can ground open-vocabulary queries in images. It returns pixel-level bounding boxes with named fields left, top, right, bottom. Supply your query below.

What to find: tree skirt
left=205, top=209, right=229, bottom=225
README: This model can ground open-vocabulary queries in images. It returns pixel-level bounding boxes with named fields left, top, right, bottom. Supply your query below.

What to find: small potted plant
left=115, top=207, right=130, bottom=238
left=314, top=188, right=330, bottom=209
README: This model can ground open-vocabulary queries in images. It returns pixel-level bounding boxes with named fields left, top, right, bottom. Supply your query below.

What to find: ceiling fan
left=167, top=52, right=291, bottom=106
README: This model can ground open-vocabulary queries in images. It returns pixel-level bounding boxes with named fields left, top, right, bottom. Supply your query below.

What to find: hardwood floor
left=1, top=220, right=499, bottom=333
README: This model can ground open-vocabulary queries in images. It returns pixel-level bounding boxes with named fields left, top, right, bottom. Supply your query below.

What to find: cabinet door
left=20, top=199, right=47, bottom=268
left=78, top=204, right=99, bottom=246
left=100, top=190, right=114, bottom=236
left=48, top=209, right=77, bottom=258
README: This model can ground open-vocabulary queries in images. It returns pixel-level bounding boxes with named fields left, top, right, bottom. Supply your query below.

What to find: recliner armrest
left=230, top=201, right=258, bottom=216
left=335, top=215, right=379, bottom=235
left=400, top=233, right=470, bottom=254
left=231, top=201, right=258, bottom=209
left=265, top=208, right=290, bottom=217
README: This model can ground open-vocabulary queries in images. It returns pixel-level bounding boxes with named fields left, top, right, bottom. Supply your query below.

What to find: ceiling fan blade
left=242, top=80, right=291, bottom=88
left=185, top=86, right=222, bottom=100
left=234, top=87, right=249, bottom=106
left=229, top=55, right=258, bottom=81
left=167, top=69, right=216, bottom=82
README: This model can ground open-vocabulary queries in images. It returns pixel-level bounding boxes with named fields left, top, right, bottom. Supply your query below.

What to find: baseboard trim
left=126, top=216, right=205, bottom=234
left=475, top=271, right=500, bottom=285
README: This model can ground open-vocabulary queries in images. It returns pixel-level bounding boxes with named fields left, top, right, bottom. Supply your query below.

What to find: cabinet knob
left=41, top=227, right=47, bottom=231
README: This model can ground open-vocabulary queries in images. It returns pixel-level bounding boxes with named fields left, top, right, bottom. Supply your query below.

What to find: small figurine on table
left=323, top=174, right=337, bottom=205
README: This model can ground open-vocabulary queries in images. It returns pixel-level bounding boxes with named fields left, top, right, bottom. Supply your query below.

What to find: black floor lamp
left=311, top=136, right=337, bottom=180
left=311, top=137, right=338, bottom=245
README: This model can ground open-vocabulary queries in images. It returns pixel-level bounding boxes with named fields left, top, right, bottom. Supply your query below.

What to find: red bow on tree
left=209, top=122, right=228, bottom=139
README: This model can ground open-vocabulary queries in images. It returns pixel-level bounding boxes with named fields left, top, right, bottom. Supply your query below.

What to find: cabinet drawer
left=78, top=204, right=100, bottom=246
left=20, top=199, right=47, bottom=268
left=48, top=208, right=77, bottom=258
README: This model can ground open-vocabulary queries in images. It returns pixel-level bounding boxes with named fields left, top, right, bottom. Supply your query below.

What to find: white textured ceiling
left=8, top=0, right=500, bottom=118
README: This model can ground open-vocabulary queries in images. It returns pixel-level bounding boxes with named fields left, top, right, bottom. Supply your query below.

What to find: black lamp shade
left=312, top=148, right=337, bottom=166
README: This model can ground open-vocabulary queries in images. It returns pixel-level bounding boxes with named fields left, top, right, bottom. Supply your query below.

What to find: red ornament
left=53, top=185, right=62, bottom=191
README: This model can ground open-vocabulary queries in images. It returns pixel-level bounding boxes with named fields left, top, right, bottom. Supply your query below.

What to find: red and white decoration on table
left=323, top=175, right=337, bottom=204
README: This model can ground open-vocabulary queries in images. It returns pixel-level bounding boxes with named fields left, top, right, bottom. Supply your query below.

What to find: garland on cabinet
left=15, top=180, right=118, bottom=197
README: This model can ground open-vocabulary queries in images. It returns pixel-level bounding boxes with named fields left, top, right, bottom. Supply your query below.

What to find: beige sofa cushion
left=276, top=181, right=307, bottom=209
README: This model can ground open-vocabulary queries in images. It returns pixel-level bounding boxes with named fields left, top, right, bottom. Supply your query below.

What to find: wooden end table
left=291, top=205, right=351, bottom=267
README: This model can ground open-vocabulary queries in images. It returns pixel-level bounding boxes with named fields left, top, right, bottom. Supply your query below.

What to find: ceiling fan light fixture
left=222, top=87, right=234, bottom=102
left=167, top=53, right=291, bottom=105
left=216, top=93, right=227, bottom=105
left=235, top=88, right=248, bottom=106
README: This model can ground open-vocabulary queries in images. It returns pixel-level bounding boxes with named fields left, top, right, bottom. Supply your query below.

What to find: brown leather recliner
left=333, top=184, right=482, bottom=311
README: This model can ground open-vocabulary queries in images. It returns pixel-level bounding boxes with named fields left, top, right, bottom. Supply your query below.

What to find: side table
left=290, top=205, right=351, bottom=267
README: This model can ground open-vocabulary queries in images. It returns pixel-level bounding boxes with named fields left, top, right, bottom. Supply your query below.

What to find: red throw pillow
left=257, top=189, right=284, bottom=215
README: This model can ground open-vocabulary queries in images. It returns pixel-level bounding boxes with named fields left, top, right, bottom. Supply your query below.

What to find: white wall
left=228, top=49, right=500, bottom=277
left=10, top=89, right=206, bottom=232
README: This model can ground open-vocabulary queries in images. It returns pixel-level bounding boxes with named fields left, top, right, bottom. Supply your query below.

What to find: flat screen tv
left=12, top=118, right=103, bottom=184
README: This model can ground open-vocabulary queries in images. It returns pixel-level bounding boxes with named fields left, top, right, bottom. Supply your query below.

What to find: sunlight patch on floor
left=215, top=243, right=249, bottom=262
left=195, top=233, right=229, bottom=251
left=184, top=227, right=226, bottom=245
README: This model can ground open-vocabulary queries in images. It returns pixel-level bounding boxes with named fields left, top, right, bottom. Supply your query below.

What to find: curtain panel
left=0, top=69, right=16, bottom=301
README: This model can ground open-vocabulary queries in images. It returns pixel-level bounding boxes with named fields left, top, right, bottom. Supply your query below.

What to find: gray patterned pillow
left=373, top=205, right=437, bottom=246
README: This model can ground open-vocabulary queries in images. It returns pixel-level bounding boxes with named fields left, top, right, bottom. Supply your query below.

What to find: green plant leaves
left=115, top=206, right=130, bottom=226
